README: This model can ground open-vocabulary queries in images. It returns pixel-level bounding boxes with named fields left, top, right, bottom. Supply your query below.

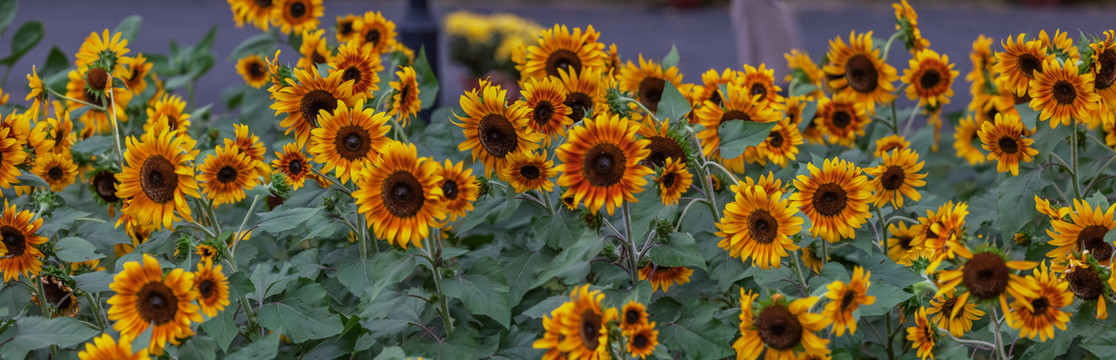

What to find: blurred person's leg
left=731, top=0, right=800, bottom=78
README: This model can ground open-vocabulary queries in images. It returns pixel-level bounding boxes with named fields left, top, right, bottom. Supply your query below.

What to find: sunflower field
left=4, top=0, right=1116, bottom=358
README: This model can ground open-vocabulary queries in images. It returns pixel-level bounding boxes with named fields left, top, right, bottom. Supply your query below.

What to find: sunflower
left=935, top=249, right=1038, bottom=314
left=557, top=113, right=652, bottom=215
left=198, top=145, right=260, bottom=207
left=1029, top=58, right=1099, bottom=128
left=272, top=143, right=310, bottom=190
left=520, top=76, right=572, bottom=146
left=122, top=53, right=152, bottom=94
left=107, top=254, right=202, bottom=355
left=193, top=261, right=230, bottom=318
left=521, top=24, right=605, bottom=80
left=760, top=121, right=803, bottom=167
left=1008, top=262, right=1071, bottom=342
left=454, top=80, right=542, bottom=177
left=1090, top=30, right=1116, bottom=108
left=0, top=204, right=44, bottom=281
left=893, top=0, right=929, bottom=52
left=1064, top=253, right=1110, bottom=319
left=953, top=116, right=986, bottom=165
left=695, top=83, right=780, bottom=172
left=620, top=301, right=649, bottom=332
left=733, top=291, right=830, bottom=360
left=335, top=14, right=361, bottom=43
left=823, top=266, right=876, bottom=336
left=1039, top=29, right=1078, bottom=60
left=902, top=49, right=958, bottom=107
left=791, top=157, right=872, bottom=243
left=297, top=29, right=332, bottom=71
left=0, top=128, right=23, bottom=188
left=994, top=34, right=1052, bottom=96
left=717, top=184, right=802, bottom=269
left=1045, top=199, right=1116, bottom=264
left=555, top=285, right=617, bottom=360
left=116, top=221, right=155, bottom=257
left=25, top=66, right=47, bottom=118
left=194, top=244, right=218, bottom=264
left=816, top=92, right=869, bottom=147
left=32, top=274, right=79, bottom=317
left=358, top=11, right=397, bottom=55
left=75, top=30, right=131, bottom=74
left=625, top=322, right=658, bottom=359
left=144, top=94, right=191, bottom=134
left=389, top=66, right=421, bottom=128
left=823, top=30, right=897, bottom=113
left=698, top=68, right=739, bottom=107
left=905, top=307, right=935, bottom=360
left=115, top=122, right=201, bottom=230
left=502, top=151, right=556, bottom=193
left=435, top=160, right=477, bottom=222
left=865, top=148, right=926, bottom=209
left=33, top=152, right=78, bottom=192
left=802, top=113, right=826, bottom=145
left=637, top=117, right=692, bottom=168
left=65, top=68, right=132, bottom=135
left=558, top=67, right=605, bottom=122
left=272, top=0, right=321, bottom=34
left=927, top=289, right=984, bottom=337
left=533, top=310, right=566, bottom=360
left=77, top=333, right=150, bottom=360
left=887, top=221, right=926, bottom=266
left=801, top=242, right=827, bottom=274
left=978, top=112, right=1037, bottom=176
left=873, top=134, right=910, bottom=158
left=229, top=0, right=274, bottom=30
left=654, top=157, right=692, bottom=207
left=619, top=55, right=683, bottom=113
left=739, top=63, right=783, bottom=109
left=310, top=99, right=391, bottom=183
left=785, top=49, right=825, bottom=93
left=271, top=65, right=357, bottom=147
left=912, top=201, right=972, bottom=271
left=1034, top=196, right=1070, bottom=220
left=353, top=142, right=445, bottom=249
left=638, top=263, right=693, bottom=292
left=225, top=123, right=270, bottom=177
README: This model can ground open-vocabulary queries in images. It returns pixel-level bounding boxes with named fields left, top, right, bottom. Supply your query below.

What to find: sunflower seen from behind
left=822, top=266, right=876, bottom=336
left=733, top=291, right=830, bottom=360
left=272, top=0, right=321, bottom=35
left=198, top=145, right=260, bottom=207
left=557, top=113, right=652, bottom=215
left=520, top=76, right=572, bottom=146
left=1029, top=58, right=1098, bottom=128
left=389, top=66, right=421, bottom=127
left=271, top=65, right=357, bottom=147
left=865, top=148, right=926, bottom=209
left=791, top=157, right=872, bottom=243
left=75, top=29, right=131, bottom=74
left=107, top=254, right=202, bottom=355
left=893, top=0, right=929, bottom=52
left=77, top=333, right=149, bottom=360
left=455, top=80, right=542, bottom=177
left=310, top=99, right=391, bottom=184
left=823, top=30, right=897, bottom=113
left=1008, top=261, right=1071, bottom=342
left=353, top=142, right=445, bottom=249
left=115, top=121, right=201, bottom=230
left=716, top=184, right=802, bottom=269
left=193, top=261, right=231, bottom=318
left=978, top=112, right=1037, bottom=176
left=0, top=204, right=47, bottom=282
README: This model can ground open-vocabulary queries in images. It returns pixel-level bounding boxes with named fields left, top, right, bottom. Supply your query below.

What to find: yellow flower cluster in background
left=445, top=11, right=543, bottom=77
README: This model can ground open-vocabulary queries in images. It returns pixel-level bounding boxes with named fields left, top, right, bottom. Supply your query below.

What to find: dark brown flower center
left=565, top=92, right=592, bottom=122
left=579, top=310, right=602, bottom=350
left=881, top=165, right=905, bottom=190
left=751, top=83, right=767, bottom=97
left=582, top=143, right=626, bottom=187
left=334, top=125, right=372, bottom=161
left=1017, top=54, right=1041, bottom=78
left=47, top=166, right=64, bottom=181
left=217, top=166, right=238, bottom=184
left=381, top=171, right=424, bottom=218
left=140, top=155, right=178, bottom=204
left=366, top=30, right=381, bottom=47
left=399, top=84, right=411, bottom=104
left=1067, top=266, right=1104, bottom=300
left=721, top=110, right=752, bottom=125
left=897, top=235, right=914, bottom=250
left=997, top=136, right=1019, bottom=154
left=832, top=110, right=851, bottom=129
left=919, top=69, right=942, bottom=90
left=1052, top=80, right=1076, bottom=105
left=0, top=226, right=25, bottom=257
left=756, top=304, right=803, bottom=350
left=1078, top=225, right=1113, bottom=262
left=82, top=89, right=108, bottom=110
left=748, top=210, right=778, bottom=244
left=661, top=171, right=677, bottom=188
left=840, top=289, right=857, bottom=311
left=709, top=89, right=723, bottom=106
left=311, top=52, right=326, bottom=67
left=300, top=90, right=337, bottom=127
left=287, top=159, right=303, bottom=176
left=137, top=282, right=178, bottom=325
left=812, top=183, right=848, bottom=216
left=533, top=101, right=556, bottom=127
left=478, top=114, right=518, bottom=158
left=199, top=279, right=215, bottom=299
left=42, top=276, right=74, bottom=310
left=625, top=308, right=642, bottom=325
left=93, top=171, right=120, bottom=203
left=441, top=180, right=459, bottom=200
left=1030, top=297, right=1049, bottom=315
left=767, top=130, right=784, bottom=148
left=339, top=21, right=354, bottom=36
left=638, top=77, right=666, bottom=112
left=289, top=1, right=306, bottom=18
left=249, top=62, right=265, bottom=78
left=86, top=67, right=109, bottom=91
left=546, top=50, right=582, bottom=78
left=1096, top=50, right=1116, bottom=90
left=961, top=252, right=1010, bottom=300
left=643, top=136, right=685, bottom=168
left=633, top=333, right=649, bottom=349
left=845, top=54, right=879, bottom=93
left=520, top=165, right=541, bottom=180
left=342, top=66, right=361, bottom=83
left=940, top=298, right=957, bottom=317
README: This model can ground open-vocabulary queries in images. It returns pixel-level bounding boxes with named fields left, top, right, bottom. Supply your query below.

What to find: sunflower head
left=358, top=11, right=398, bottom=55
left=557, top=113, right=653, bottom=215
left=822, top=266, right=876, bottom=336
left=454, top=80, right=543, bottom=177
left=619, top=54, right=683, bottom=113
left=790, top=157, right=872, bottom=243
left=902, top=49, right=958, bottom=107
left=978, top=111, right=1038, bottom=176
left=654, top=157, right=693, bottom=207
left=555, top=285, right=618, bottom=358
left=1028, top=58, right=1099, bottom=128
left=521, top=24, right=606, bottom=80
left=33, top=152, right=78, bottom=192
left=310, top=98, right=392, bottom=184
left=435, top=159, right=478, bottom=222
left=638, top=263, right=693, bottom=292
left=272, top=0, right=322, bottom=34
left=107, top=254, right=202, bottom=355
left=625, top=322, right=659, bottom=359
left=735, top=291, right=831, bottom=360
left=389, top=66, right=421, bottom=128
left=520, top=76, right=573, bottom=146
left=78, top=333, right=149, bottom=360
left=905, top=307, right=936, bottom=360
left=994, top=34, right=1053, bottom=96
left=194, top=260, right=231, bottom=318
left=353, top=141, right=446, bottom=249
left=823, top=30, right=898, bottom=113
left=716, top=184, right=803, bottom=269
left=865, top=148, right=926, bottom=209
left=116, top=121, right=201, bottom=230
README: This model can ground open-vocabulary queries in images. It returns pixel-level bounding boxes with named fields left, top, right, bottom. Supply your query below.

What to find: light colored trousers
left=731, top=0, right=801, bottom=79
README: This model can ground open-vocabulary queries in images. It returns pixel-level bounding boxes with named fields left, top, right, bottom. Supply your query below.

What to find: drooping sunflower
left=801, top=242, right=827, bottom=274
left=1090, top=30, right=1116, bottom=108
left=435, top=160, right=477, bottom=222
left=716, top=184, right=803, bottom=269
left=994, top=34, right=1052, bottom=96
left=75, top=29, right=131, bottom=74
left=625, top=322, right=659, bottom=359
left=520, top=76, right=573, bottom=146
left=193, top=261, right=231, bottom=318
left=816, top=92, right=869, bottom=147
left=122, top=53, right=153, bottom=94
left=887, top=221, right=926, bottom=266
left=521, top=24, right=605, bottom=80
left=893, top=0, right=929, bottom=52
left=936, top=249, right=1038, bottom=314
left=65, top=68, right=132, bottom=135
left=1045, top=199, right=1115, bottom=264
left=865, top=148, right=926, bottom=209
left=33, top=152, right=78, bottom=192
left=733, top=291, right=830, bottom=360
left=739, top=63, right=784, bottom=109
left=77, top=333, right=150, bottom=360
left=1064, top=253, right=1110, bottom=319
left=695, top=82, right=781, bottom=172
left=389, top=66, right=421, bottom=128
left=555, top=285, right=617, bottom=360
left=791, top=157, right=872, bottom=243
left=953, top=116, right=986, bottom=165
left=502, top=151, right=556, bottom=193
left=759, top=121, right=803, bottom=168
left=1034, top=196, right=1071, bottom=220
left=978, top=112, right=1037, bottom=176
left=330, top=40, right=382, bottom=100
left=785, top=49, right=825, bottom=94
left=557, top=113, right=652, bottom=215
left=906, top=307, right=936, bottom=360
left=454, top=80, right=542, bottom=177
left=297, top=29, right=332, bottom=71
left=357, top=11, right=397, bottom=55
left=1029, top=58, right=1099, bottom=128
left=620, top=301, right=649, bottom=332
left=107, top=254, right=202, bottom=355
left=310, top=99, right=391, bottom=184
left=654, top=157, right=692, bottom=207
left=558, top=67, right=605, bottom=122
left=229, top=0, right=274, bottom=31
left=0, top=204, right=46, bottom=282
left=272, top=142, right=310, bottom=190
left=873, top=134, right=910, bottom=158
left=902, top=49, right=958, bottom=107
left=353, top=142, right=446, bottom=249
left=116, top=220, right=156, bottom=257
left=822, top=266, right=876, bottom=336
left=198, top=145, right=260, bottom=207
left=823, top=30, right=898, bottom=113
left=638, top=263, right=693, bottom=292
left=272, top=0, right=321, bottom=34
left=335, top=14, right=361, bottom=43
left=928, top=289, right=984, bottom=337
left=270, top=65, right=357, bottom=147
left=618, top=55, right=683, bottom=113
left=115, top=121, right=201, bottom=230
left=25, top=66, right=47, bottom=118
left=144, top=94, right=191, bottom=134
left=32, top=274, right=79, bottom=317
left=912, top=201, right=972, bottom=270
left=1008, top=261, right=1072, bottom=342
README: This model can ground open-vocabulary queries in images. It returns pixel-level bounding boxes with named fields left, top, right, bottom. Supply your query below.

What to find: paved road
left=1, top=0, right=1113, bottom=117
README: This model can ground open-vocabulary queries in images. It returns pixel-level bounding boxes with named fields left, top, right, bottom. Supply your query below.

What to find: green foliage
left=718, top=120, right=779, bottom=159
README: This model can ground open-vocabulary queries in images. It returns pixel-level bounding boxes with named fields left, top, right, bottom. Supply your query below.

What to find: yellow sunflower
left=225, top=123, right=271, bottom=177
left=32, top=274, right=79, bottom=317
left=953, top=116, right=986, bottom=165
left=874, top=134, right=910, bottom=158
left=122, top=53, right=153, bottom=94
left=784, top=49, right=825, bottom=94
left=198, top=145, right=260, bottom=207
left=887, top=221, right=926, bottom=266
left=716, top=184, right=803, bottom=269
left=1045, top=199, right=1115, bottom=264
left=1064, top=253, right=1111, bottom=319
left=802, top=243, right=827, bottom=274
left=637, top=117, right=691, bottom=169
left=1029, top=58, right=1099, bottom=128
left=272, top=0, right=321, bottom=35
left=865, top=148, right=926, bottom=209
left=1039, top=29, right=1079, bottom=60
left=107, top=254, right=202, bottom=355
left=116, top=221, right=156, bottom=257
left=760, top=121, right=803, bottom=168
left=228, top=0, right=274, bottom=31
left=330, top=39, right=382, bottom=99
left=533, top=310, right=566, bottom=360
left=0, top=204, right=46, bottom=282
left=1090, top=30, right=1116, bottom=108
left=558, top=67, right=605, bottom=122
left=454, top=80, right=542, bottom=177
left=893, top=0, right=929, bottom=52
left=978, top=112, right=1037, bottom=176
left=638, top=263, right=693, bottom=292
left=297, top=29, right=332, bottom=71
left=625, top=322, right=658, bottom=359
left=822, top=266, right=876, bottom=336
left=557, top=113, right=652, bottom=215
left=936, top=249, right=1038, bottom=314
left=335, top=14, right=361, bottom=43
left=902, top=49, right=958, bottom=107
left=357, top=11, right=397, bottom=55
left=790, top=157, right=872, bottom=243
left=906, top=307, right=935, bottom=360
left=144, top=94, right=191, bottom=134
left=353, top=142, right=446, bottom=249
left=619, top=54, right=683, bottom=113
left=816, top=92, right=869, bottom=147
left=25, top=66, right=47, bottom=118
left=193, top=261, right=231, bottom=318
left=739, top=63, right=783, bottom=109
left=33, top=152, right=78, bottom=192
left=75, top=29, right=131, bottom=74
left=697, top=68, right=739, bottom=107
left=928, top=289, right=984, bottom=337
left=912, top=201, right=972, bottom=271
left=521, top=24, right=605, bottom=80
left=195, top=244, right=218, bottom=264
left=270, top=65, right=357, bottom=147
left=272, top=142, right=310, bottom=190
left=620, top=300, right=649, bottom=332
left=115, top=121, right=201, bottom=230
left=77, top=333, right=150, bottom=360
left=389, top=66, right=421, bottom=128
left=733, top=291, right=830, bottom=360
left=555, top=285, right=617, bottom=360
left=310, top=99, right=391, bottom=184
left=435, top=160, right=477, bottom=222
left=823, top=30, right=897, bottom=113
left=994, top=34, right=1053, bottom=96
left=1034, top=196, right=1070, bottom=220
left=654, top=157, right=692, bottom=207
left=65, top=68, right=132, bottom=135
left=695, top=82, right=780, bottom=172
left=520, top=76, right=572, bottom=146
left=1008, top=261, right=1071, bottom=342
left=502, top=151, right=555, bottom=193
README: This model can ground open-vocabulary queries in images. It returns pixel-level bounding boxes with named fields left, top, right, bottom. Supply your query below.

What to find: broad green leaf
left=0, top=0, right=16, bottom=38
left=226, top=270, right=254, bottom=299
left=402, top=326, right=480, bottom=360
left=718, top=120, right=779, bottom=159
left=655, top=80, right=690, bottom=126
left=414, top=47, right=439, bottom=110
left=228, top=33, right=279, bottom=61
left=375, top=346, right=409, bottom=360
left=254, top=206, right=319, bottom=234
left=501, top=245, right=546, bottom=306
left=996, top=169, right=1042, bottom=237
left=257, top=301, right=343, bottom=343
left=70, top=135, right=116, bottom=156
left=661, top=45, right=679, bottom=69
left=658, top=299, right=734, bottom=359
left=114, top=15, right=142, bottom=44
left=73, top=270, right=114, bottom=293
left=54, top=236, right=103, bottom=263
left=42, top=46, right=69, bottom=77
left=358, top=290, right=426, bottom=339
left=175, top=335, right=217, bottom=360
left=647, top=232, right=706, bottom=271
left=1016, top=103, right=1040, bottom=129
left=791, top=83, right=820, bottom=97
left=858, top=282, right=911, bottom=316
left=522, top=295, right=566, bottom=319
left=1087, top=191, right=1109, bottom=209
left=442, top=257, right=511, bottom=328
left=534, top=229, right=601, bottom=287
left=336, top=251, right=415, bottom=299
left=0, top=21, right=43, bottom=66
left=225, top=333, right=280, bottom=360
left=200, top=302, right=239, bottom=352
left=15, top=171, right=49, bottom=188
left=1082, top=329, right=1116, bottom=358
left=0, top=317, right=99, bottom=359
left=37, top=207, right=92, bottom=237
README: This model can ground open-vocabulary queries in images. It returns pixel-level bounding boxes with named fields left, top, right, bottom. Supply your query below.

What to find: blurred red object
left=671, top=0, right=704, bottom=8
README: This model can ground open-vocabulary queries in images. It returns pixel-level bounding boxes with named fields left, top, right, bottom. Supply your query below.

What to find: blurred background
left=1, top=0, right=1115, bottom=115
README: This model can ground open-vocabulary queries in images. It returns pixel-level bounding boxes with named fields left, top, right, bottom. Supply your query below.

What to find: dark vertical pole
left=399, top=0, right=440, bottom=122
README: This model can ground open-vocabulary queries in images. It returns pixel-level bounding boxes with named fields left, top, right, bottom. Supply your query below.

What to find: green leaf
left=226, top=270, right=254, bottom=299
left=73, top=270, right=114, bottom=293
left=256, top=300, right=343, bottom=343
left=228, top=33, right=279, bottom=61
left=442, top=257, right=511, bottom=328
left=195, top=25, right=218, bottom=53
left=225, top=333, right=280, bottom=360
left=1016, top=103, right=1040, bottom=129
left=0, top=21, right=42, bottom=66
left=0, top=0, right=17, bottom=38
left=176, top=335, right=217, bottom=360
left=534, top=229, right=601, bottom=287
left=647, top=232, right=706, bottom=271
left=54, top=236, right=103, bottom=263
left=70, top=135, right=116, bottom=156
left=114, top=16, right=142, bottom=45
left=254, top=206, right=319, bottom=234
left=0, top=317, right=99, bottom=359
left=718, top=120, right=779, bottom=159
left=791, top=83, right=820, bottom=97
left=661, top=45, right=679, bottom=69
left=1082, top=330, right=1116, bottom=358
left=414, top=47, right=439, bottom=110
left=15, top=171, right=48, bottom=188
left=336, top=251, right=415, bottom=299
left=658, top=299, right=734, bottom=358
left=42, top=46, right=69, bottom=77
left=858, top=282, right=911, bottom=316
left=996, top=169, right=1042, bottom=237
left=1088, top=191, right=1109, bottom=209
left=655, top=81, right=691, bottom=125
left=200, top=302, right=239, bottom=352
left=375, top=346, right=409, bottom=360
